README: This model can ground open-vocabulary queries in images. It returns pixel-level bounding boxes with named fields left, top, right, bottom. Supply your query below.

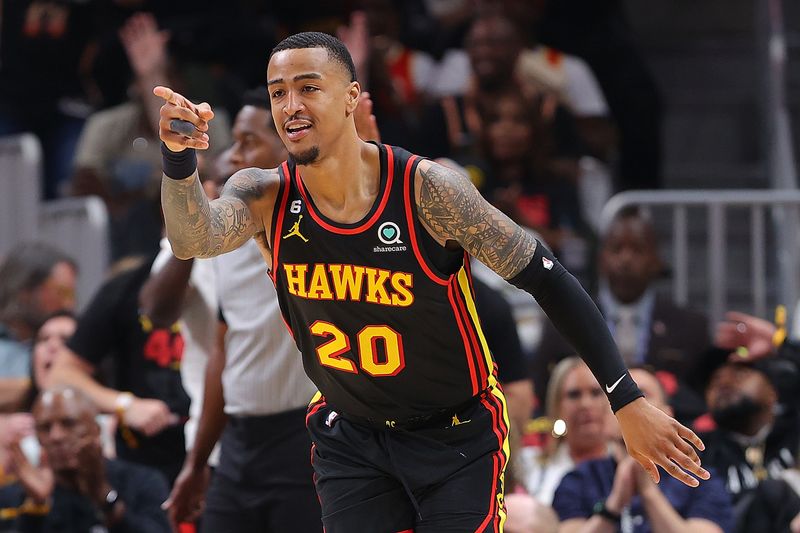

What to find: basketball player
left=154, top=32, right=709, bottom=533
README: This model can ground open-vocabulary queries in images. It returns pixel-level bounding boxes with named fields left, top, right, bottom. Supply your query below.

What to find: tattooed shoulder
left=221, top=167, right=278, bottom=204
left=415, top=159, right=537, bottom=279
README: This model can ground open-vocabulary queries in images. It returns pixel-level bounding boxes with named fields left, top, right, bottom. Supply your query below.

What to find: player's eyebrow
left=267, top=73, right=323, bottom=86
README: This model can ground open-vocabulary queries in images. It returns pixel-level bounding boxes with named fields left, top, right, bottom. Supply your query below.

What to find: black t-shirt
left=67, top=257, right=189, bottom=481
left=700, top=416, right=800, bottom=504
left=0, top=459, right=171, bottom=533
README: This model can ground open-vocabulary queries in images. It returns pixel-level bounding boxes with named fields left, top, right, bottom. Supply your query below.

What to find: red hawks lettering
left=283, top=263, right=414, bottom=307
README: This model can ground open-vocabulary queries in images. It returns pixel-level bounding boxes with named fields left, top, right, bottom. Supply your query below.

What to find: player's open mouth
left=285, top=120, right=312, bottom=141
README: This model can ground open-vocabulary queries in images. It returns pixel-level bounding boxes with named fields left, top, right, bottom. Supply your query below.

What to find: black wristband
left=161, top=142, right=197, bottom=180
left=507, top=241, right=643, bottom=412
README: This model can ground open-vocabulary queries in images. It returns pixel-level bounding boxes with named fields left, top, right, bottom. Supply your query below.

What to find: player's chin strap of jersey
left=507, top=240, right=643, bottom=413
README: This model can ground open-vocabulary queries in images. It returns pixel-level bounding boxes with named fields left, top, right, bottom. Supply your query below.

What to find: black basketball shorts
left=305, top=386, right=509, bottom=533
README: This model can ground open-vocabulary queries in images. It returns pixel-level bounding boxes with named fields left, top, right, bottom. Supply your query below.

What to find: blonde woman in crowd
left=518, top=357, right=612, bottom=505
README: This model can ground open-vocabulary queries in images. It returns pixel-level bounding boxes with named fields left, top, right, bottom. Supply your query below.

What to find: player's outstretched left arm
left=414, top=159, right=710, bottom=487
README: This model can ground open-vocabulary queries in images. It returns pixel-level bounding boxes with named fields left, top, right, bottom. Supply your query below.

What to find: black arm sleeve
left=507, top=241, right=643, bottom=412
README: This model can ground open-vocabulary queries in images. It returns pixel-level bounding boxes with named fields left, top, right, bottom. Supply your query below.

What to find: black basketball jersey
left=269, top=143, right=497, bottom=422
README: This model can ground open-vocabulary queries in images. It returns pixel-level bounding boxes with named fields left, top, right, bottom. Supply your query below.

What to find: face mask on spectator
left=711, top=396, right=767, bottom=434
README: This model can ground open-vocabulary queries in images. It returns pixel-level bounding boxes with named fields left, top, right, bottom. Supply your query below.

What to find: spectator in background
left=1, top=311, right=77, bottom=412
left=28, top=312, right=77, bottom=401
left=0, top=386, right=170, bottom=532
left=504, top=357, right=610, bottom=533
left=426, top=9, right=614, bottom=159
left=715, top=309, right=800, bottom=416
left=700, top=361, right=798, bottom=501
left=70, top=12, right=230, bottom=261
left=50, top=257, right=190, bottom=485
left=0, top=0, right=95, bottom=198
left=413, top=12, right=611, bottom=233
left=553, top=367, right=732, bottom=533
left=0, top=243, right=77, bottom=380
left=0, top=312, right=77, bottom=486
left=415, top=12, right=523, bottom=161
left=516, top=358, right=611, bottom=506
left=475, top=87, right=589, bottom=261
left=534, top=207, right=711, bottom=423
left=698, top=359, right=800, bottom=532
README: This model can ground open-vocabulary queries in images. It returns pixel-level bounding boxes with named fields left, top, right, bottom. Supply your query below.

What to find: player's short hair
left=270, top=32, right=357, bottom=83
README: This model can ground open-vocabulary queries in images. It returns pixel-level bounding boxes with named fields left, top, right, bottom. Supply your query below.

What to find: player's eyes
left=303, top=86, right=319, bottom=93
left=271, top=89, right=284, bottom=98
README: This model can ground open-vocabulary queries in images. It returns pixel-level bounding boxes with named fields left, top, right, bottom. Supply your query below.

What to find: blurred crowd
left=1, top=0, right=799, bottom=532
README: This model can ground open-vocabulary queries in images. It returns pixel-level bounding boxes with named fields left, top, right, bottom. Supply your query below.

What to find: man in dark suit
left=533, top=207, right=710, bottom=420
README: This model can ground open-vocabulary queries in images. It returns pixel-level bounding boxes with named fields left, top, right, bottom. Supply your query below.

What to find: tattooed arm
left=414, top=159, right=536, bottom=279
left=162, top=167, right=279, bottom=259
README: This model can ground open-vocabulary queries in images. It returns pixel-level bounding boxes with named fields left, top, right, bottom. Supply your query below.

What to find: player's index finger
left=154, top=85, right=181, bottom=105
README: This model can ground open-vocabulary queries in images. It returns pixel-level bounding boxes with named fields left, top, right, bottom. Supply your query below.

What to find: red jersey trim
left=478, top=391, right=510, bottom=532
left=293, top=145, right=395, bottom=235
left=402, top=156, right=451, bottom=286
left=447, top=281, right=479, bottom=395
left=305, top=399, right=327, bottom=426
left=451, top=279, right=489, bottom=388
left=270, top=161, right=292, bottom=283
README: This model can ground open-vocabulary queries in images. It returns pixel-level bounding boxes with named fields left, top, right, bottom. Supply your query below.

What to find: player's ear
left=345, top=82, right=361, bottom=116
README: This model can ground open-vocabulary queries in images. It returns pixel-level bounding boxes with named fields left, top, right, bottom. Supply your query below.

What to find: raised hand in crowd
left=6, top=439, right=54, bottom=504
left=0, top=413, right=34, bottom=447
left=120, top=13, right=169, bottom=83
left=715, top=311, right=778, bottom=362
left=0, top=413, right=35, bottom=473
left=354, top=91, right=380, bottom=142
left=337, top=10, right=370, bottom=87
left=606, top=455, right=639, bottom=516
left=71, top=434, right=126, bottom=523
left=120, top=12, right=171, bottom=134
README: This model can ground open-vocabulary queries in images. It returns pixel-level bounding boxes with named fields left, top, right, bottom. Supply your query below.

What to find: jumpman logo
left=283, top=215, right=309, bottom=242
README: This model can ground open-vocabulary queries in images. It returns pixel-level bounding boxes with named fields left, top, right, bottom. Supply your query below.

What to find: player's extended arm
left=155, top=85, right=270, bottom=259
left=414, top=159, right=710, bottom=487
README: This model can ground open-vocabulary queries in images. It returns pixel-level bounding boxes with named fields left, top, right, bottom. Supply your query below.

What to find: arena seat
left=0, top=134, right=42, bottom=257
left=39, top=196, right=110, bottom=309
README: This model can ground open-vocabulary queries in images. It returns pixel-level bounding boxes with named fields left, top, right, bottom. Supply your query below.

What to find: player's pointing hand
left=154, top=85, right=214, bottom=152
left=616, top=397, right=710, bottom=487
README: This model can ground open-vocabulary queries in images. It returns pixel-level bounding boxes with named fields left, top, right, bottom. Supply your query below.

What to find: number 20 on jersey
left=310, top=321, right=405, bottom=376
